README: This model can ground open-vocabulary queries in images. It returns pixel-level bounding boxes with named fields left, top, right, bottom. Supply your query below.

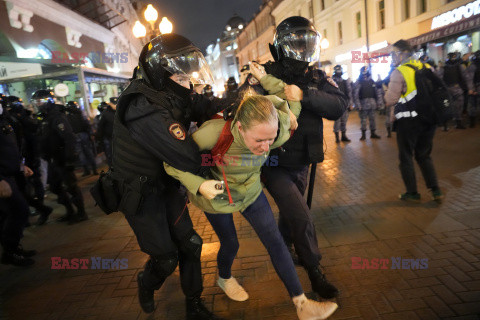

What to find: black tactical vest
left=112, top=80, right=176, bottom=191
left=443, top=64, right=461, bottom=86
left=359, top=79, right=376, bottom=99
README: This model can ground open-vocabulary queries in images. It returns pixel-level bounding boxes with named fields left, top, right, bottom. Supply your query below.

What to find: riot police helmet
left=271, top=16, right=321, bottom=63
left=203, top=84, right=213, bottom=97
left=226, top=77, right=238, bottom=91
left=138, top=33, right=214, bottom=91
left=31, top=89, right=55, bottom=113
left=333, top=65, right=343, bottom=76
left=66, top=101, right=80, bottom=109
left=446, top=51, right=461, bottom=64
left=360, top=66, right=371, bottom=78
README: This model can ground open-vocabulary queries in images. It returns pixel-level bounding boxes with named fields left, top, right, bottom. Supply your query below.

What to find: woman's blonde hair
left=233, top=91, right=278, bottom=131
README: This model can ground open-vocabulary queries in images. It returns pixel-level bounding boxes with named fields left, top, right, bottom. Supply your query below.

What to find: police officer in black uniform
left=4, top=96, right=53, bottom=225
left=354, top=66, right=384, bottom=140
left=0, top=94, right=36, bottom=266
left=111, top=33, right=225, bottom=318
left=96, top=98, right=116, bottom=167
left=259, top=16, right=347, bottom=300
left=332, top=65, right=353, bottom=142
left=202, top=84, right=214, bottom=100
left=31, top=90, right=88, bottom=224
left=65, top=101, right=98, bottom=176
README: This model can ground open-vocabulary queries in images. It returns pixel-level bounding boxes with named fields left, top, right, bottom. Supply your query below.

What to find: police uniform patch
left=168, top=123, right=186, bottom=140
left=58, top=123, right=65, bottom=131
left=327, top=77, right=339, bottom=88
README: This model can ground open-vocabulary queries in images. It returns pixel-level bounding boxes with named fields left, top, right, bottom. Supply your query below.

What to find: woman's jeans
left=205, top=192, right=303, bottom=297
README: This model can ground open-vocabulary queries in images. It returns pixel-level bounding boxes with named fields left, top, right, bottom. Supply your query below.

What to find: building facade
left=236, top=0, right=282, bottom=83
left=0, top=0, right=143, bottom=116
left=205, top=14, right=245, bottom=96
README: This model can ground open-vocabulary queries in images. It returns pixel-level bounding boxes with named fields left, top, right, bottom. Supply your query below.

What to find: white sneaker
left=293, top=293, right=338, bottom=320
left=217, top=277, right=249, bottom=301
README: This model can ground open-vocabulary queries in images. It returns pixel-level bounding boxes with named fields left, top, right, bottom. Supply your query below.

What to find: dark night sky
left=151, top=0, right=262, bottom=52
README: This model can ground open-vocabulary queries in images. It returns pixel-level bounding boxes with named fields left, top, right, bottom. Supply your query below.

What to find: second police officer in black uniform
left=258, top=16, right=347, bottom=300
left=110, top=33, right=225, bottom=319
left=65, top=101, right=98, bottom=176
left=353, top=66, right=384, bottom=140
left=0, top=94, right=36, bottom=266
left=332, top=65, right=353, bottom=143
left=31, top=90, right=88, bottom=224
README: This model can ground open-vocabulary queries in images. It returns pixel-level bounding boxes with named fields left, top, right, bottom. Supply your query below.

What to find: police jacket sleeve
left=96, top=115, right=105, bottom=140
left=52, top=115, right=77, bottom=163
left=124, top=95, right=202, bottom=174
left=302, top=78, right=348, bottom=120
left=189, top=93, right=228, bottom=123
left=346, top=79, right=354, bottom=107
left=163, top=119, right=224, bottom=195
left=353, top=81, right=362, bottom=109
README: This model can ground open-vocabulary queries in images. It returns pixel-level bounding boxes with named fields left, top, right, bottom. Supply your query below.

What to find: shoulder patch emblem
left=58, top=123, right=65, bottom=131
left=327, top=77, right=339, bottom=88
left=168, top=123, right=186, bottom=141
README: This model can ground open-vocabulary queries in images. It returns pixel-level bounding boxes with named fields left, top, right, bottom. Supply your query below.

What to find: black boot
left=456, top=120, right=466, bottom=129
left=1, top=251, right=35, bottom=267
left=371, top=130, right=381, bottom=139
left=341, top=131, right=351, bottom=142
left=442, top=121, right=449, bottom=131
left=359, top=130, right=366, bottom=141
left=137, top=272, right=155, bottom=313
left=470, top=116, right=476, bottom=128
left=36, top=205, right=53, bottom=225
left=69, top=207, right=88, bottom=225
left=387, top=127, right=392, bottom=138
left=334, top=132, right=340, bottom=143
left=306, top=266, right=339, bottom=299
left=15, top=245, right=36, bottom=257
left=186, top=296, right=223, bottom=320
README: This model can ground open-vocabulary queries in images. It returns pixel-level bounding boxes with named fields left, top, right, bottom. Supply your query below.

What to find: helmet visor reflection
left=164, top=50, right=214, bottom=85
left=275, top=30, right=321, bottom=62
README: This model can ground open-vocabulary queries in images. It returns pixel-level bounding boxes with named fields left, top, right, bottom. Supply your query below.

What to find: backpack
left=404, top=63, right=453, bottom=124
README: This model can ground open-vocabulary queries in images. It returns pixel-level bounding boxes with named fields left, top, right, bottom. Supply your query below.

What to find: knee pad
left=179, top=230, right=203, bottom=259
left=149, top=253, right=178, bottom=278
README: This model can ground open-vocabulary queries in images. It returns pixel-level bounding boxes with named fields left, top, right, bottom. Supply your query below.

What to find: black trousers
left=48, top=162, right=84, bottom=214
left=262, top=165, right=321, bottom=268
left=0, top=176, right=30, bottom=252
left=396, top=118, right=439, bottom=193
left=124, top=187, right=203, bottom=297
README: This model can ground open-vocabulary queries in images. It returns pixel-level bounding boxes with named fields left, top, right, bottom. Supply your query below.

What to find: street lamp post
left=132, top=4, right=173, bottom=41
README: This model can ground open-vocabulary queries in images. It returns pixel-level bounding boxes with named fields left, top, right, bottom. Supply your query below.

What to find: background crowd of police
left=0, top=92, right=116, bottom=266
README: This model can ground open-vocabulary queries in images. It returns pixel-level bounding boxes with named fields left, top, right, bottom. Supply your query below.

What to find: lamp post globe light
left=132, top=4, right=173, bottom=40
left=321, top=37, right=330, bottom=50
left=159, top=17, right=173, bottom=34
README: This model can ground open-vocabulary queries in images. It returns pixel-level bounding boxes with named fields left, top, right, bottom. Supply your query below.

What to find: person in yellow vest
left=384, top=39, right=444, bottom=203
left=164, top=89, right=338, bottom=320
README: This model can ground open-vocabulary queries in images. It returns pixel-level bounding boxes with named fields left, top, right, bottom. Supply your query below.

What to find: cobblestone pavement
left=1, top=112, right=479, bottom=320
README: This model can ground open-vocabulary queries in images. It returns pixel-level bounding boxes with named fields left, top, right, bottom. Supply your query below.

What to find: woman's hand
left=249, top=62, right=266, bottom=81
left=24, top=166, right=33, bottom=177
left=199, top=180, right=225, bottom=200
left=288, top=109, right=298, bottom=131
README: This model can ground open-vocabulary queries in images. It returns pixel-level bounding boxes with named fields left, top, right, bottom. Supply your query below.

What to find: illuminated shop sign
left=335, top=41, right=389, bottom=63
left=431, top=0, right=480, bottom=30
